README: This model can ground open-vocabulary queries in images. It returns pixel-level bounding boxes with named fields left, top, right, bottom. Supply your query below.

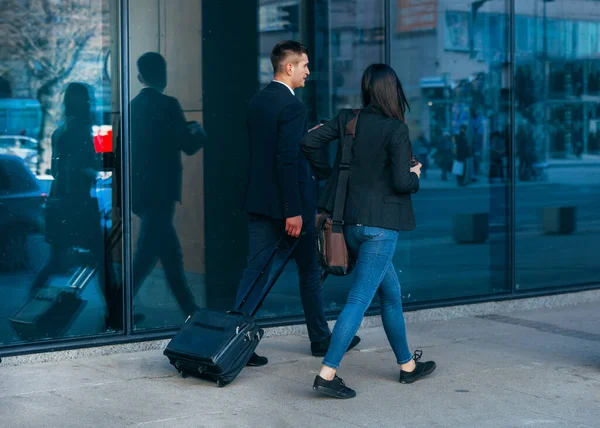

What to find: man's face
left=290, top=53, right=310, bottom=90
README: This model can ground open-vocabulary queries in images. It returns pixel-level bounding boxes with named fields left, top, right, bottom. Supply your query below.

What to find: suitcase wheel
left=216, top=380, right=225, bottom=388
left=181, top=371, right=188, bottom=379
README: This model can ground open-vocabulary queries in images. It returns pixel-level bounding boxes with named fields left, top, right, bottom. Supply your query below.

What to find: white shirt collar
left=272, top=80, right=295, bottom=95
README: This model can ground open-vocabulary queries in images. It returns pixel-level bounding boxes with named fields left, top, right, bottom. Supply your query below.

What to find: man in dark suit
left=130, top=52, right=207, bottom=320
left=238, top=41, right=360, bottom=367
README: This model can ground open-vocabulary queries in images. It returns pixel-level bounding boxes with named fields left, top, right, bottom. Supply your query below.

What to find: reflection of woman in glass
left=30, top=83, right=120, bottom=331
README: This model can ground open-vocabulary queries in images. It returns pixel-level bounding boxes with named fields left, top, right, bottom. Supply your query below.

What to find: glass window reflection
left=0, top=0, right=122, bottom=346
left=515, top=0, right=600, bottom=290
left=128, top=0, right=206, bottom=331
left=254, top=0, right=386, bottom=321
left=388, top=0, right=511, bottom=302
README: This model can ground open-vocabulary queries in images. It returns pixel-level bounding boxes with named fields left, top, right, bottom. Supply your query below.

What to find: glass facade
left=514, top=1, right=600, bottom=290
left=389, top=0, right=512, bottom=302
left=0, top=0, right=123, bottom=347
left=0, top=0, right=598, bottom=354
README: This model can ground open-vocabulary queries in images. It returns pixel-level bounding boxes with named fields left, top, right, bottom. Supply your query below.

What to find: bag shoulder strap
left=332, top=109, right=362, bottom=233
left=345, top=108, right=361, bottom=137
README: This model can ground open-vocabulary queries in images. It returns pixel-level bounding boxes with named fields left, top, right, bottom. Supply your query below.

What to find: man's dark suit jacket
left=130, top=87, right=206, bottom=215
left=301, top=106, right=419, bottom=231
left=242, top=82, right=314, bottom=220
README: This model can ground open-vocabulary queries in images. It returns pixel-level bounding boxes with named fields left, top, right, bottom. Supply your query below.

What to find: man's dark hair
left=270, top=41, right=308, bottom=74
left=137, top=52, right=167, bottom=88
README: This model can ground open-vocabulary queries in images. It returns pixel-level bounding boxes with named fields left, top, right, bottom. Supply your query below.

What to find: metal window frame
left=508, top=0, right=517, bottom=293
left=1, top=0, right=599, bottom=359
left=121, top=0, right=133, bottom=337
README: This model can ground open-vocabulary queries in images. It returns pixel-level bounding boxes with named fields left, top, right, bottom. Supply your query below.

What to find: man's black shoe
left=311, top=335, right=361, bottom=357
left=399, top=350, right=436, bottom=384
left=313, top=375, right=356, bottom=399
left=246, top=352, right=268, bottom=367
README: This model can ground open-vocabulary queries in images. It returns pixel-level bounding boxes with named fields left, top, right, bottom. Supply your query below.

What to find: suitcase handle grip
left=193, top=322, right=226, bottom=332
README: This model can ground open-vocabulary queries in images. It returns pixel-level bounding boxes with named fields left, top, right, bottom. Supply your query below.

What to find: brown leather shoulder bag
left=316, top=109, right=361, bottom=276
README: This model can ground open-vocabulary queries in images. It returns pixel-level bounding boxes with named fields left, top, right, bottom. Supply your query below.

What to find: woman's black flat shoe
left=313, top=375, right=356, bottom=399
left=399, top=350, right=436, bottom=384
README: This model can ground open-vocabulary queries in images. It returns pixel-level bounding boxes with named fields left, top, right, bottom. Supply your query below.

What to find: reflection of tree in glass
left=1, top=0, right=101, bottom=175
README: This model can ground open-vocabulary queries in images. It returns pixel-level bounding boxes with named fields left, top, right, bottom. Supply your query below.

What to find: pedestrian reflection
left=12, top=82, right=121, bottom=338
left=130, top=52, right=207, bottom=321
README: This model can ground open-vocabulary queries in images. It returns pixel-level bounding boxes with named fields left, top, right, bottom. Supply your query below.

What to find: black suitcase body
left=164, top=310, right=263, bottom=387
left=10, top=263, right=95, bottom=340
left=164, top=235, right=298, bottom=387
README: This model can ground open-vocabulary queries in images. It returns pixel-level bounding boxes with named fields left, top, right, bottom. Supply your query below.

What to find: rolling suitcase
left=9, top=220, right=122, bottom=340
left=9, top=264, right=96, bottom=340
left=164, top=234, right=299, bottom=387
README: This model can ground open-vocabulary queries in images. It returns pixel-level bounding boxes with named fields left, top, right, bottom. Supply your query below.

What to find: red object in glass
left=93, top=126, right=113, bottom=153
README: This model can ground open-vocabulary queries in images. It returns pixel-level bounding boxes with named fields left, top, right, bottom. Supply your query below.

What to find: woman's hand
left=410, top=163, right=422, bottom=178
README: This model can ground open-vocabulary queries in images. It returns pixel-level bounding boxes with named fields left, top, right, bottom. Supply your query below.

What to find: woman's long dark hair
left=361, top=64, right=410, bottom=121
left=63, top=82, right=93, bottom=122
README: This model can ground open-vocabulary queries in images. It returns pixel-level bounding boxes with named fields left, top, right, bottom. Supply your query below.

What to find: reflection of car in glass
left=0, top=155, right=46, bottom=271
left=0, top=135, right=39, bottom=175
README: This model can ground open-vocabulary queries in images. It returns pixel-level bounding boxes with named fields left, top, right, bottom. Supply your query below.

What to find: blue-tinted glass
left=253, top=0, right=386, bottom=321
left=127, top=1, right=206, bottom=331
left=389, top=0, right=511, bottom=302
left=515, top=0, right=600, bottom=291
left=0, top=0, right=123, bottom=346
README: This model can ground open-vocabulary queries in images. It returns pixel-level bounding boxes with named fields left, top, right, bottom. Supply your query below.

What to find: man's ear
left=137, top=73, right=144, bottom=85
left=286, top=62, right=294, bottom=76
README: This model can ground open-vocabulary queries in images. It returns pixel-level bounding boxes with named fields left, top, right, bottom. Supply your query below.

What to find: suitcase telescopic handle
left=236, top=232, right=303, bottom=315
left=68, top=220, right=123, bottom=292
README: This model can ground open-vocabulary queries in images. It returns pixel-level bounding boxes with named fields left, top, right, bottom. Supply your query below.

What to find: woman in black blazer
left=302, top=64, right=436, bottom=399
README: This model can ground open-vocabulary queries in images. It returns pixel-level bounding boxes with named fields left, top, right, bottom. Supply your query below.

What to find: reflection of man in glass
left=130, top=52, right=207, bottom=319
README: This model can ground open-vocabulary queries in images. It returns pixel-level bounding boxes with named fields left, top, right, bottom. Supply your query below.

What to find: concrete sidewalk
left=1, top=301, right=600, bottom=428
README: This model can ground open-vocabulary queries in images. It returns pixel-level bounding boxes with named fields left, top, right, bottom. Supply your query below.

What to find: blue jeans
left=322, top=225, right=413, bottom=369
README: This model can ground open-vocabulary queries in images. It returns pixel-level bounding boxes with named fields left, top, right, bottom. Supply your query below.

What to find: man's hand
left=285, top=215, right=303, bottom=238
left=187, top=121, right=204, bottom=133
left=410, top=163, right=422, bottom=178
